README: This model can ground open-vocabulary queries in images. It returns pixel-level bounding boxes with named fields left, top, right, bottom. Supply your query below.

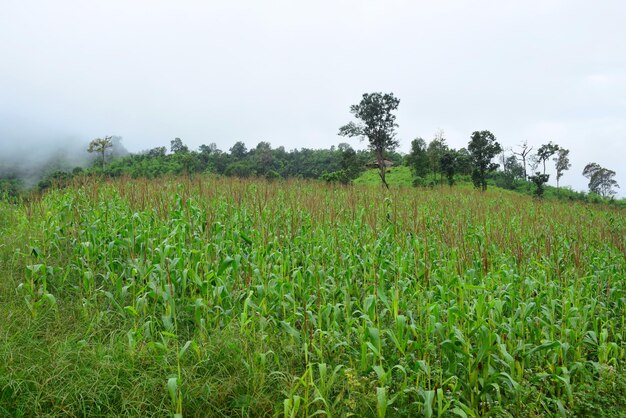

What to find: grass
left=1, top=175, right=625, bottom=416
left=353, top=166, right=415, bottom=187
left=356, top=166, right=626, bottom=208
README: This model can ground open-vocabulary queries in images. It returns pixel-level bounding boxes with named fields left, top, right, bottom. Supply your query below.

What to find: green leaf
left=178, top=340, right=192, bottom=359
left=218, top=257, right=234, bottom=275
left=525, top=341, right=560, bottom=358
left=166, top=377, right=178, bottom=404
left=240, top=233, right=253, bottom=245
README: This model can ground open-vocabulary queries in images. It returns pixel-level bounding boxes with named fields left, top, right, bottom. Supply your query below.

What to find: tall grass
left=1, top=175, right=625, bottom=416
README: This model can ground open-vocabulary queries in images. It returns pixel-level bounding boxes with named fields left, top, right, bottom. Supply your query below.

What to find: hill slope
left=2, top=176, right=625, bottom=416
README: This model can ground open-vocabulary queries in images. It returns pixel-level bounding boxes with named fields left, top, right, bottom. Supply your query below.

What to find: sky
left=1, top=0, right=625, bottom=195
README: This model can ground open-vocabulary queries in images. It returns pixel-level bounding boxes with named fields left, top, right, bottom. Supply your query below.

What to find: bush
left=321, top=170, right=350, bottom=184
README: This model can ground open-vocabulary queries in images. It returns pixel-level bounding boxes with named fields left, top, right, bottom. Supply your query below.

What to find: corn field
left=2, top=176, right=626, bottom=417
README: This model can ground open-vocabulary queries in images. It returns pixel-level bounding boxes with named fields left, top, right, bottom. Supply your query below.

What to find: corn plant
left=6, top=175, right=625, bottom=416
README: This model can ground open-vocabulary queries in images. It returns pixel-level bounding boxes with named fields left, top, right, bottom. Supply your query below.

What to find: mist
left=0, top=115, right=128, bottom=186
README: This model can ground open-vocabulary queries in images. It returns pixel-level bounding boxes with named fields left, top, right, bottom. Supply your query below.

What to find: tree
left=455, top=148, right=473, bottom=176
left=536, top=141, right=560, bottom=175
left=199, top=143, right=219, bottom=155
left=440, top=150, right=457, bottom=186
left=88, top=136, right=113, bottom=170
left=583, top=163, right=620, bottom=197
left=512, top=140, right=533, bottom=180
left=339, top=92, right=400, bottom=189
left=340, top=145, right=363, bottom=181
left=249, top=141, right=279, bottom=176
left=229, top=141, right=248, bottom=160
left=529, top=172, right=550, bottom=197
left=406, top=138, right=429, bottom=178
left=553, top=148, right=571, bottom=191
left=198, top=143, right=220, bottom=170
left=496, top=155, right=524, bottom=190
left=427, top=130, right=447, bottom=183
left=175, top=151, right=199, bottom=178
left=321, top=144, right=364, bottom=185
left=467, top=130, right=502, bottom=191
left=504, top=155, right=524, bottom=180
left=224, top=161, right=254, bottom=177
left=146, top=146, right=167, bottom=158
left=170, top=138, right=189, bottom=154
left=528, top=153, right=541, bottom=174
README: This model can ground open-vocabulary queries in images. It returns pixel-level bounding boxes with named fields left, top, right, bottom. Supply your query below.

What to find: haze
left=1, top=1, right=624, bottom=195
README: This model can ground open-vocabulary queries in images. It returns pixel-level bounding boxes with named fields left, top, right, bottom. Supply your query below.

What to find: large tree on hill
left=467, top=130, right=502, bottom=191
left=88, top=136, right=113, bottom=170
left=583, top=163, right=620, bottom=197
left=553, top=148, right=571, bottom=191
left=339, top=92, right=400, bottom=189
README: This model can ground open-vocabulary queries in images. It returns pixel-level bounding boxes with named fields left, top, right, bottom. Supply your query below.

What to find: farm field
left=1, top=176, right=625, bottom=417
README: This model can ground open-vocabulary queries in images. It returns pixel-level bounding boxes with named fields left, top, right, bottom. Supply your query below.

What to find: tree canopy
left=536, top=142, right=560, bottom=175
left=553, top=148, right=571, bottom=190
left=467, top=130, right=502, bottom=191
left=583, top=163, right=620, bottom=197
left=87, top=136, right=113, bottom=169
left=339, top=92, right=400, bottom=188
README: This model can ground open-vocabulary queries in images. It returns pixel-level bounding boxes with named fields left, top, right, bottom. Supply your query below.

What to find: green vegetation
left=468, top=130, right=502, bottom=192
left=583, top=163, right=621, bottom=198
left=88, top=136, right=114, bottom=170
left=0, top=93, right=624, bottom=415
left=339, top=92, right=400, bottom=189
left=1, top=110, right=621, bottom=204
left=2, top=176, right=625, bottom=416
left=354, top=166, right=415, bottom=187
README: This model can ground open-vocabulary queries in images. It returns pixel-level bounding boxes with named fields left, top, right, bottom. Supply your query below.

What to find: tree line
left=74, top=120, right=621, bottom=201
left=84, top=137, right=394, bottom=184
left=0, top=92, right=620, bottom=201
left=342, top=92, right=620, bottom=198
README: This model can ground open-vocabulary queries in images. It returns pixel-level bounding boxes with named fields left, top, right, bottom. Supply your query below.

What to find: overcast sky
left=1, top=0, right=624, bottom=194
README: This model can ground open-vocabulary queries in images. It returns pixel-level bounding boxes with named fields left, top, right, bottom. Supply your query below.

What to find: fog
left=0, top=115, right=128, bottom=185
left=0, top=114, right=87, bottom=185
left=1, top=1, right=624, bottom=195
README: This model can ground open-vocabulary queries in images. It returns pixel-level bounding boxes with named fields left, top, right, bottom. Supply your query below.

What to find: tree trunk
left=376, top=149, right=389, bottom=189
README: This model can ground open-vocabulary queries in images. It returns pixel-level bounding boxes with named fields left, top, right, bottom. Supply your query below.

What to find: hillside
left=1, top=176, right=625, bottom=416
left=355, top=166, right=626, bottom=207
